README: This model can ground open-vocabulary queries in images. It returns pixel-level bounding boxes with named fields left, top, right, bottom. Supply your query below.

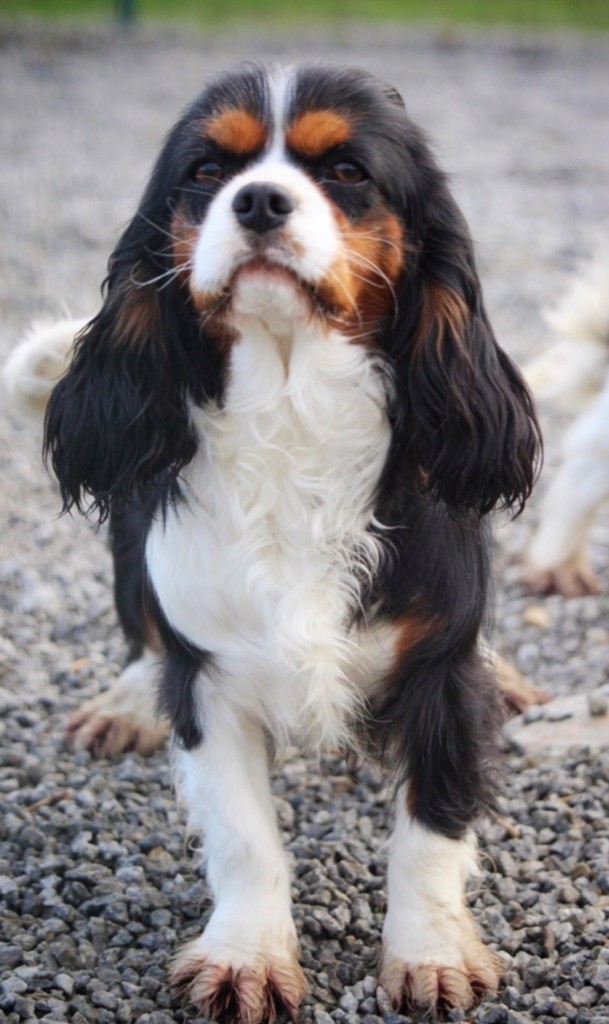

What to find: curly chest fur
left=146, top=325, right=393, bottom=747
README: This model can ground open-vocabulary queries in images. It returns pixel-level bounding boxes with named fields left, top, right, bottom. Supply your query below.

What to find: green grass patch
left=4, top=0, right=609, bottom=31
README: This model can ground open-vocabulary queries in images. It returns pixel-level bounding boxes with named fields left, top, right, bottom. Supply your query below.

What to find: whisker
left=342, top=246, right=400, bottom=324
left=130, top=268, right=180, bottom=288
left=156, top=260, right=195, bottom=291
left=176, top=186, right=215, bottom=201
left=344, top=229, right=403, bottom=255
left=144, top=243, right=185, bottom=259
left=136, top=212, right=185, bottom=245
left=342, top=327, right=379, bottom=344
left=130, top=259, right=194, bottom=291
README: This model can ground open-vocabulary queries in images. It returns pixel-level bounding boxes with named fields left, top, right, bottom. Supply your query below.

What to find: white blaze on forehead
left=265, top=65, right=294, bottom=161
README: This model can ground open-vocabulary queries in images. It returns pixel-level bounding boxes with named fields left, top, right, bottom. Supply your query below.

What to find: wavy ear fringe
left=43, top=281, right=199, bottom=523
left=387, top=178, right=542, bottom=517
left=403, top=275, right=541, bottom=516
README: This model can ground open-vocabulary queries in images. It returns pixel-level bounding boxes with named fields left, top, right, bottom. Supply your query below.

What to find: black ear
left=392, top=187, right=541, bottom=516
left=44, top=217, right=218, bottom=522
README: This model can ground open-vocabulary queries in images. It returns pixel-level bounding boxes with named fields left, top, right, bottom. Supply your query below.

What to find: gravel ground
left=1, top=22, right=609, bottom=1024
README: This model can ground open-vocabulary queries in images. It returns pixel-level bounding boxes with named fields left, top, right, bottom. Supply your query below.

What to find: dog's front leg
left=377, top=646, right=502, bottom=1016
left=380, top=788, right=499, bottom=1015
left=170, top=704, right=306, bottom=1023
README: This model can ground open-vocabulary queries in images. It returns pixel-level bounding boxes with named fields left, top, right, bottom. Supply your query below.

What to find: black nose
left=232, top=183, right=295, bottom=234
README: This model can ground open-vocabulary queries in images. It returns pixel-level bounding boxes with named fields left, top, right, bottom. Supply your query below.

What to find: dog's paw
left=491, top=652, right=549, bottom=715
left=380, top=912, right=500, bottom=1016
left=66, top=651, right=168, bottom=757
left=380, top=954, right=498, bottom=1014
left=66, top=705, right=168, bottom=756
left=171, top=938, right=306, bottom=1024
left=522, top=561, right=600, bottom=598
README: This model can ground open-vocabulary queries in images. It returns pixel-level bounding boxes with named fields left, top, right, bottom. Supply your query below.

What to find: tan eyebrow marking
left=204, top=108, right=268, bottom=155
left=286, top=110, right=352, bottom=158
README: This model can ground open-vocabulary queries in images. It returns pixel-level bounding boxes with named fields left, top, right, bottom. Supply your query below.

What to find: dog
left=522, top=249, right=609, bottom=597
left=3, top=64, right=541, bottom=1021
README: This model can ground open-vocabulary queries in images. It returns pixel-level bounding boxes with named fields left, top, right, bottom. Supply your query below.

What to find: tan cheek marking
left=203, top=108, right=267, bottom=155
left=170, top=207, right=237, bottom=352
left=286, top=110, right=352, bottom=158
left=170, top=208, right=200, bottom=289
left=317, top=207, right=405, bottom=332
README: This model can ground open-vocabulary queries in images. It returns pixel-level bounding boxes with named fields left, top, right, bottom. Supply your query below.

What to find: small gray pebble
left=588, top=692, right=608, bottom=717
left=523, top=705, right=544, bottom=724
left=592, top=964, right=609, bottom=992
left=375, top=985, right=393, bottom=1015
left=91, top=989, right=118, bottom=1011
left=0, top=978, right=27, bottom=996
left=0, top=946, right=23, bottom=970
left=352, top=981, right=365, bottom=1001
left=150, top=908, right=172, bottom=927
left=545, top=707, right=574, bottom=722
left=339, top=991, right=359, bottom=1013
left=362, top=975, right=377, bottom=997
left=53, top=973, right=74, bottom=997
left=0, top=875, right=18, bottom=896
left=477, top=1007, right=508, bottom=1024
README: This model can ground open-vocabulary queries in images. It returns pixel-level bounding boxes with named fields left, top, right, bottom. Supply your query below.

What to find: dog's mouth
left=232, top=254, right=303, bottom=289
left=197, top=249, right=340, bottom=327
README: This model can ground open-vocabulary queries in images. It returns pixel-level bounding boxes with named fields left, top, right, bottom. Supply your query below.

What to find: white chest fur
left=147, top=316, right=393, bottom=749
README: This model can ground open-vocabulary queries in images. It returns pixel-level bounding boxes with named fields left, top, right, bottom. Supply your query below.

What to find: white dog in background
left=523, top=250, right=609, bottom=597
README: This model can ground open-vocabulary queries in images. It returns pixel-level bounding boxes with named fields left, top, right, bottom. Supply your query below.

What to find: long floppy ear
left=44, top=212, right=220, bottom=522
left=392, top=186, right=541, bottom=516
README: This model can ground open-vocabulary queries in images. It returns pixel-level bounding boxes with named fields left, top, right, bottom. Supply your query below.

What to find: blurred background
left=2, top=0, right=609, bottom=30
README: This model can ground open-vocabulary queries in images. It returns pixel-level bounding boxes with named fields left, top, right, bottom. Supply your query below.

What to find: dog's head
left=45, top=63, right=540, bottom=520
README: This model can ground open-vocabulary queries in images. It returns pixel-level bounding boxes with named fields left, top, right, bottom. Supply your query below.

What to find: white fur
left=95, top=648, right=161, bottom=721
left=3, top=317, right=84, bottom=418
left=147, top=305, right=392, bottom=752
left=526, top=373, right=609, bottom=574
left=175, top=705, right=297, bottom=968
left=523, top=248, right=609, bottom=410
left=266, top=65, right=294, bottom=162
left=382, top=787, right=478, bottom=966
left=524, top=250, right=609, bottom=584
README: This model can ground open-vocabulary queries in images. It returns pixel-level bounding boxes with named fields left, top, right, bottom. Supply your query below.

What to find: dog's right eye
left=191, top=161, right=225, bottom=185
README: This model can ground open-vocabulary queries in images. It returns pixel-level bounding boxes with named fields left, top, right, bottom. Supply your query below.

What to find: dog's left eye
left=191, top=161, right=225, bottom=184
left=325, top=162, right=367, bottom=185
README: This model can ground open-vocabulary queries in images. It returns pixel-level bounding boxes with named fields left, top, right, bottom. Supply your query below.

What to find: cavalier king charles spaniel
left=6, top=63, right=541, bottom=1022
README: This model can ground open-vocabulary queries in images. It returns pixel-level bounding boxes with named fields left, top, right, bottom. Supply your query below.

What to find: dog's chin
left=192, top=259, right=336, bottom=340
left=231, top=262, right=312, bottom=332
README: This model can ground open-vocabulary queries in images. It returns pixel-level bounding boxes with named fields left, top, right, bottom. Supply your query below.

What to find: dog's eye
left=192, top=161, right=225, bottom=184
left=325, top=162, right=367, bottom=185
